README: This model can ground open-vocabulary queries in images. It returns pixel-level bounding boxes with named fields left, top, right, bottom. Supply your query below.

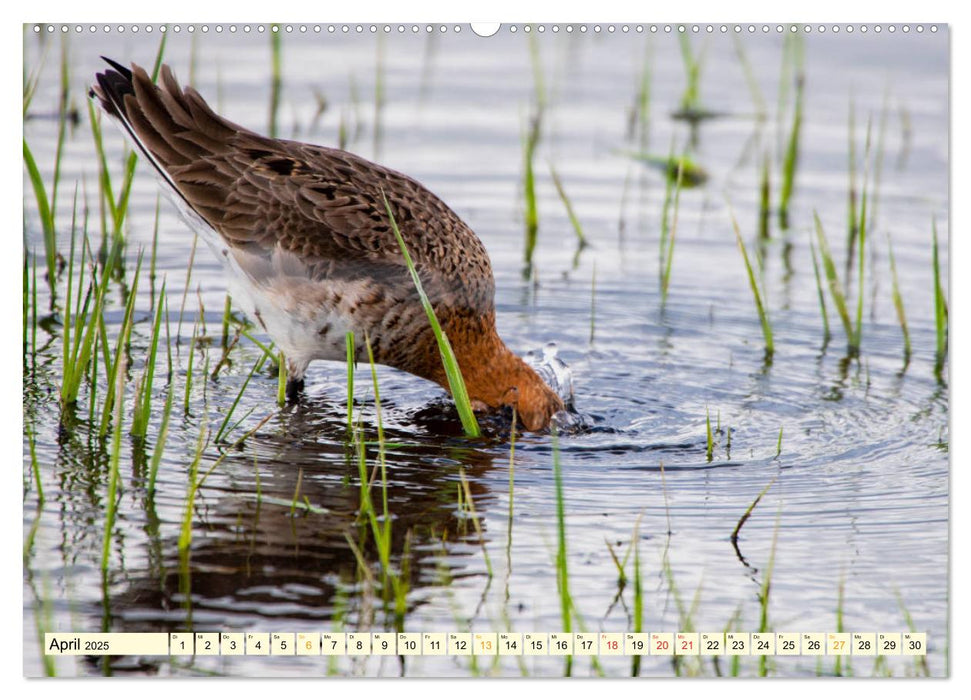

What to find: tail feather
left=90, top=59, right=188, bottom=206
left=90, top=58, right=251, bottom=218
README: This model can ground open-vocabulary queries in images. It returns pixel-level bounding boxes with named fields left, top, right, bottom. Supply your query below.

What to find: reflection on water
left=23, top=25, right=948, bottom=677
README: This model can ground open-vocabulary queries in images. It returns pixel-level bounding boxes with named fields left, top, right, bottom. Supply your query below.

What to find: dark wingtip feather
left=91, top=57, right=136, bottom=118
left=101, top=56, right=133, bottom=79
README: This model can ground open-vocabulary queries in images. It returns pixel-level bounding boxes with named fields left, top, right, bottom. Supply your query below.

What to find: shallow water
left=23, top=25, right=948, bottom=677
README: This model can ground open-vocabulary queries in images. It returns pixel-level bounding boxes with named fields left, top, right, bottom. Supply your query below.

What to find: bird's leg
left=285, top=357, right=307, bottom=403
left=285, top=376, right=305, bottom=403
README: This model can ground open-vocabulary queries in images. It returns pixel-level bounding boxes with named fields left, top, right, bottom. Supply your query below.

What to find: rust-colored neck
left=438, top=318, right=564, bottom=431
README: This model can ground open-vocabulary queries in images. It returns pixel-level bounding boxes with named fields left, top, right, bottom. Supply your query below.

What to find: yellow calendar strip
left=44, top=632, right=927, bottom=657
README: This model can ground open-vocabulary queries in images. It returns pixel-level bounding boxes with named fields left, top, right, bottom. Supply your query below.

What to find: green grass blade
left=660, top=156, right=684, bottom=306
left=549, top=165, right=587, bottom=250
left=23, top=251, right=29, bottom=368
left=733, top=34, right=766, bottom=118
left=631, top=514, right=644, bottom=677
left=147, top=374, right=174, bottom=497
left=853, top=118, right=872, bottom=350
left=345, top=331, right=355, bottom=434
left=633, top=43, right=652, bottom=151
left=177, top=422, right=208, bottom=553
left=101, top=352, right=127, bottom=574
left=215, top=353, right=264, bottom=443
left=813, top=212, right=854, bottom=348
left=758, top=508, right=781, bottom=676
left=61, top=238, right=120, bottom=407
left=276, top=351, right=287, bottom=406
left=269, top=25, right=282, bottom=138
left=132, top=282, right=167, bottom=437
left=552, top=428, right=573, bottom=676
left=677, top=33, right=700, bottom=111
left=522, top=115, right=541, bottom=273
left=61, top=194, right=79, bottom=395
left=363, top=333, right=390, bottom=540
left=846, top=98, right=858, bottom=284
left=886, top=234, right=910, bottom=363
left=759, top=153, right=771, bottom=240
left=658, top=143, right=676, bottom=283
left=150, top=28, right=169, bottom=81
left=50, top=36, right=70, bottom=220
left=23, top=139, right=57, bottom=294
left=932, top=218, right=948, bottom=371
left=23, top=40, right=49, bottom=116
left=589, top=262, right=597, bottom=345
left=382, top=193, right=479, bottom=436
left=458, top=467, right=492, bottom=578
left=778, top=77, right=803, bottom=229
left=809, top=234, right=831, bottom=343
left=729, top=208, right=774, bottom=356
left=99, top=253, right=143, bottom=436
left=183, top=326, right=197, bottom=414
left=528, top=30, right=546, bottom=110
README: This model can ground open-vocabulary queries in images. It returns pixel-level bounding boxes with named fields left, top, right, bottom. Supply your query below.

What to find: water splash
left=524, top=342, right=575, bottom=409
left=521, top=343, right=584, bottom=433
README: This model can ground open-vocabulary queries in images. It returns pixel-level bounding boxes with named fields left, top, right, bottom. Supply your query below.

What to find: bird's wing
left=90, top=60, right=495, bottom=310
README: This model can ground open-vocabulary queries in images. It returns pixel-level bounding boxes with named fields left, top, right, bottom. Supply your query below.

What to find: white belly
left=227, top=270, right=358, bottom=367
left=170, top=192, right=360, bottom=374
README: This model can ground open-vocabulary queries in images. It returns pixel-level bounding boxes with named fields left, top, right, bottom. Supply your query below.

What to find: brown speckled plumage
left=91, top=59, right=564, bottom=431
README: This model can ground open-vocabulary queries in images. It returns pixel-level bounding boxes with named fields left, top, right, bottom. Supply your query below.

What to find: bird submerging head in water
left=90, top=58, right=571, bottom=431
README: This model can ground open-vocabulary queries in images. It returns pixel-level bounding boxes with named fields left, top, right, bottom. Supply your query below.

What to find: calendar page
left=22, top=15, right=949, bottom=679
